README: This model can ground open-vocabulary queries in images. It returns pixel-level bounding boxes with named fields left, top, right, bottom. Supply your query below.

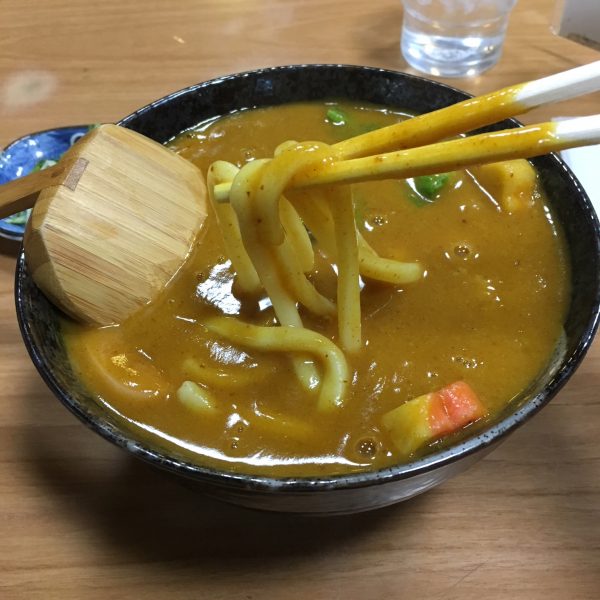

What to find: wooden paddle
left=0, top=124, right=208, bottom=325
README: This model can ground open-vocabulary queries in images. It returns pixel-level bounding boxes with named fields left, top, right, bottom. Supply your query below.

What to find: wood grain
left=24, top=124, right=207, bottom=324
left=0, top=1, right=599, bottom=599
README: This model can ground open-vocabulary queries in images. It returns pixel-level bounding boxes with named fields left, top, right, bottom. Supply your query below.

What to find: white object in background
left=515, top=60, right=600, bottom=108
left=560, top=142, right=600, bottom=216
left=553, top=0, right=600, bottom=50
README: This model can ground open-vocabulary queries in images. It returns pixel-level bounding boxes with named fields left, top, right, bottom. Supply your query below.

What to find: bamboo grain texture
left=0, top=1, right=598, bottom=599
left=23, top=125, right=208, bottom=324
left=0, top=158, right=84, bottom=218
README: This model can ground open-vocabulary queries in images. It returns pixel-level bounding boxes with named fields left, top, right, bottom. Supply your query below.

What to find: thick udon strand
left=289, top=189, right=423, bottom=285
left=228, top=158, right=334, bottom=318
left=181, top=357, right=271, bottom=389
left=357, top=240, right=424, bottom=284
left=207, top=138, right=424, bottom=404
left=207, top=161, right=261, bottom=295
left=270, top=142, right=316, bottom=274
left=229, top=158, right=320, bottom=390
left=325, top=185, right=361, bottom=353
left=279, top=196, right=314, bottom=273
left=204, top=317, right=349, bottom=411
left=254, top=141, right=336, bottom=245
left=210, top=160, right=331, bottom=317
left=241, top=161, right=337, bottom=318
left=271, top=228, right=336, bottom=317
left=290, top=185, right=361, bottom=353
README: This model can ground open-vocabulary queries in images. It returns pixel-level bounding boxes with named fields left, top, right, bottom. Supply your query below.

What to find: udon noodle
left=207, top=139, right=423, bottom=406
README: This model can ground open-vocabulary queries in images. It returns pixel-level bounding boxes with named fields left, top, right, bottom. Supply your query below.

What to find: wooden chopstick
left=213, top=61, right=600, bottom=202
left=290, top=116, right=600, bottom=188
left=333, top=60, right=600, bottom=159
left=213, top=115, right=600, bottom=201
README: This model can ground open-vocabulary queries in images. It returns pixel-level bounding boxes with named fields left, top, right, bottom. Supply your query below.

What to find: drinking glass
left=401, top=0, right=518, bottom=78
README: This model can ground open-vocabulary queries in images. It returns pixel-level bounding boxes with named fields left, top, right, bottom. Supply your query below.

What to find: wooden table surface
left=1, top=1, right=599, bottom=598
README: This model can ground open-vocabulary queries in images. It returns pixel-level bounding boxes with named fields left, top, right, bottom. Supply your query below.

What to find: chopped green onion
left=31, top=158, right=57, bottom=173
left=326, top=107, right=347, bottom=125
left=414, top=173, right=450, bottom=199
left=407, top=190, right=430, bottom=208
left=4, top=210, right=30, bottom=226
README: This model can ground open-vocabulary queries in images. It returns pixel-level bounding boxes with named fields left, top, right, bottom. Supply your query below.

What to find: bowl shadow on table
left=18, top=376, right=599, bottom=591
left=480, top=379, right=600, bottom=593
left=20, top=381, right=433, bottom=568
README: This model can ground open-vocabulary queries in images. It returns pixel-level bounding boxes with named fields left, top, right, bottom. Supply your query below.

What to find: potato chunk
left=381, top=381, right=487, bottom=459
left=177, top=380, right=216, bottom=414
left=471, top=159, right=538, bottom=212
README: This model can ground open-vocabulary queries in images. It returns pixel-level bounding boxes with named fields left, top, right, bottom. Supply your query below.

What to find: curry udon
left=63, top=102, right=570, bottom=476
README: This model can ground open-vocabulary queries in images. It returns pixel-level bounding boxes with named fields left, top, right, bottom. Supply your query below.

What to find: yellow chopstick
left=213, top=115, right=600, bottom=201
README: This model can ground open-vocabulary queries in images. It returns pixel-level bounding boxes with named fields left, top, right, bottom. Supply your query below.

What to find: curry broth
left=63, top=102, right=570, bottom=476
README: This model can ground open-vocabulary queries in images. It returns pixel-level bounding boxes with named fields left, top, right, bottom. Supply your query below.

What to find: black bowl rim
left=15, top=63, right=600, bottom=494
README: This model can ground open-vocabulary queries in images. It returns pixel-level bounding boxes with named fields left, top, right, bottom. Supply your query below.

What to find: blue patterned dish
left=0, top=126, right=92, bottom=242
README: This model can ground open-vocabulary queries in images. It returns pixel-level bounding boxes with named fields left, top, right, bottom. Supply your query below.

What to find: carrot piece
left=382, top=381, right=487, bottom=460
left=427, top=392, right=454, bottom=436
left=437, top=381, right=486, bottom=428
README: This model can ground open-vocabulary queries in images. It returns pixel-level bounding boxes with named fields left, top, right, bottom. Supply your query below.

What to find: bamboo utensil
left=0, top=124, right=207, bottom=325
left=334, top=59, right=600, bottom=159
left=213, top=60, right=600, bottom=201
left=213, top=114, right=600, bottom=201
left=292, top=114, right=600, bottom=188
left=210, top=61, right=600, bottom=202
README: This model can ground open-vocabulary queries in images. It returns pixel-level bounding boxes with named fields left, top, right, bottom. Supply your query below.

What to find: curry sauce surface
left=64, top=102, right=570, bottom=476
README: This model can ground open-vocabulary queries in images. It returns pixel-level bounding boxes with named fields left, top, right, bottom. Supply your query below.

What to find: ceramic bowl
left=15, top=65, right=600, bottom=514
